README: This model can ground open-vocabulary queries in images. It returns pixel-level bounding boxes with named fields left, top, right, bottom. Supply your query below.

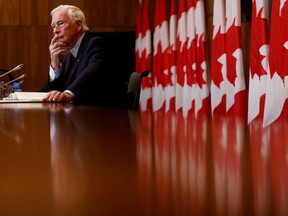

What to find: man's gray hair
left=51, top=5, right=89, bottom=31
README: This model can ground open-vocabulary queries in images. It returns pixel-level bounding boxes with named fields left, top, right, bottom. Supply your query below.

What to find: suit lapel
left=71, top=32, right=90, bottom=73
left=64, top=32, right=92, bottom=86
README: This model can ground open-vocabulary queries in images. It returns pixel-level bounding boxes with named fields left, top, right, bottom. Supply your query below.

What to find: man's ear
left=76, top=20, right=83, bottom=31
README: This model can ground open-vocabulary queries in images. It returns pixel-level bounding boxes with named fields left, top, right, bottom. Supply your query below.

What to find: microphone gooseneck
left=0, top=63, right=24, bottom=79
left=4, top=74, right=26, bottom=86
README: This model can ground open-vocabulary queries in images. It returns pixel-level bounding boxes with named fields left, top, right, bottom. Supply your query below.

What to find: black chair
left=127, top=70, right=150, bottom=110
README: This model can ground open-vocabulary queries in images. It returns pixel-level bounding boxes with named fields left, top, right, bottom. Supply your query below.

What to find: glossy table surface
left=0, top=103, right=287, bottom=216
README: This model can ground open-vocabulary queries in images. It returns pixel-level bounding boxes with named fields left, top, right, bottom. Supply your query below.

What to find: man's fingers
left=43, top=91, right=59, bottom=102
left=51, top=47, right=68, bottom=56
left=42, top=91, right=72, bottom=103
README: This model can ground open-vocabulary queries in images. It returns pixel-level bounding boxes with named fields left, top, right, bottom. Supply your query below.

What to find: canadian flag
left=263, top=0, right=288, bottom=126
left=139, top=0, right=153, bottom=111
left=225, top=0, right=246, bottom=118
left=248, top=0, right=269, bottom=124
left=194, top=0, right=209, bottom=117
left=176, top=0, right=188, bottom=112
left=152, top=0, right=169, bottom=111
left=210, top=0, right=227, bottom=116
left=184, top=0, right=197, bottom=117
left=164, top=0, right=177, bottom=112
left=135, top=0, right=142, bottom=73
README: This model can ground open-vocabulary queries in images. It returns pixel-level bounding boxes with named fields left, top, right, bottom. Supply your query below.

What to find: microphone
left=0, top=63, right=24, bottom=79
left=3, top=74, right=26, bottom=86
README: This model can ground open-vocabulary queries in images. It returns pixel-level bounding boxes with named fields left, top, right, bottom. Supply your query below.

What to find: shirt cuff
left=49, top=65, right=61, bottom=81
left=64, top=90, right=75, bottom=98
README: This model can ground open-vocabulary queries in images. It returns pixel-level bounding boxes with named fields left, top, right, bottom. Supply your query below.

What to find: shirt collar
left=70, top=32, right=86, bottom=58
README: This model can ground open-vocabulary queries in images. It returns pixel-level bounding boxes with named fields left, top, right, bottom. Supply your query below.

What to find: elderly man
left=42, top=5, right=124, bottom=107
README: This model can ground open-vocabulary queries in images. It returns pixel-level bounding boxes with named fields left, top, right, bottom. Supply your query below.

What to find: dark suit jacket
left=43, top=32, right=127, bottom=108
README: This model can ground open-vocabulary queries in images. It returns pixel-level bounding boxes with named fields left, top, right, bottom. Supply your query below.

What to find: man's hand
left=42, top=90, right=73, bottom=103
left=49, top=34, right=70, bottom=69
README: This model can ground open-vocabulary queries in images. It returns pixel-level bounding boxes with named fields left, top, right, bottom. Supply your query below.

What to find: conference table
left=0, top=102, right=287, bottom=216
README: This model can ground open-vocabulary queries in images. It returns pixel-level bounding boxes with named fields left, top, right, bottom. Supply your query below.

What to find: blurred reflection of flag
left=136, top=109, right=210, bottom=215
left=175, top=112, right=189, bottom=214
left=270, top=119, right=288, bottom=215
left=212, top=116, right=245, bottom=215
left=211, top=115, right=228, bottom=215
left=226, top=117, right=244, bottom=215
left=188, top=110, right=207, bottom=214
left=136, top=107, right=288, bottom=215
left=136, top=110, right=154, bottom=213
left=153, top=110, right=174, bottom=215
left=249, top=119, right=272, bottom=216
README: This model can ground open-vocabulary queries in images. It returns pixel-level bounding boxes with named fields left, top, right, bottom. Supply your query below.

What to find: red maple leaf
left=176, top=38, right=187, bottom=86
left=196, top=34, right=207, bottom=88
left=211, top=25, right=226, bottom=88
left=250, top=5, right=268, bottom=79
left=163, top=45, right=175, bottom=86
left=186, top=37, right=197, bottom=86
left=269, top=0, right=288, bottom=81
left=226, top=18, right=241, bottom=86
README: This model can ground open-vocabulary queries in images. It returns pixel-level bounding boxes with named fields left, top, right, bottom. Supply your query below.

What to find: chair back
left=127, top=70, right=149, bottom=110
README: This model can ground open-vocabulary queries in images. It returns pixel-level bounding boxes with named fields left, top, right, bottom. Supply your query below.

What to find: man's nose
left=53, top=26, right=60, bottom=34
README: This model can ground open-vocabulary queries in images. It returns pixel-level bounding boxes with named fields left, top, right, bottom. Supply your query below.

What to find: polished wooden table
left=0, top=103, right=287, bottom=216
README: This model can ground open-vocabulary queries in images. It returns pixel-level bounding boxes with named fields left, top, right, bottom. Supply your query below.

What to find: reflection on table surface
left=0, top=103, right=287, bottom=216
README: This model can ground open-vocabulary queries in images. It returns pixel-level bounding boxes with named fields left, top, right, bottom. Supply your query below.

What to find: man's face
left=51, top=8, right=80, bottom=48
